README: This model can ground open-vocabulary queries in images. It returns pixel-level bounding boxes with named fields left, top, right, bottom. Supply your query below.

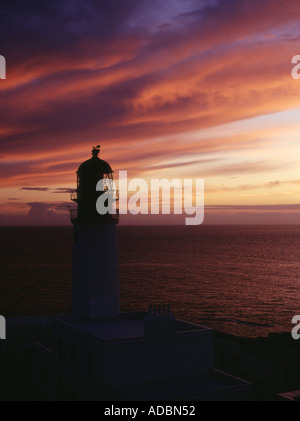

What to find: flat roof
left=112, top=370, right=253, bottom=401
left=53, top=312, right=211, bottom=342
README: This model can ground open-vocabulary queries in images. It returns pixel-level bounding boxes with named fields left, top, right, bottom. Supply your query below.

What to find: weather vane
left=92, top=145, right=101, bottom=157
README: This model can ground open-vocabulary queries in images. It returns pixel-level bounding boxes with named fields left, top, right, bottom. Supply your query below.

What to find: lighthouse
left=70, top=146, right=120, bottom=320
left=25, top=147, right=253, bottom=402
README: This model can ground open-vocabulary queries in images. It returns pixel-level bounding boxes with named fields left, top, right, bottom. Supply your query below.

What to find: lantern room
left=70, top=146, right=118, bottom=224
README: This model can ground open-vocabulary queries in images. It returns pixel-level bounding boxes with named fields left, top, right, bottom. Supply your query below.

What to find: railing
left=70, top=189, right=119, bottom=202
left=69, top=208, right=78, bottom=220
left=69, top=187, right=119, bottom=221
left=70, top=190, right=78, bottom=201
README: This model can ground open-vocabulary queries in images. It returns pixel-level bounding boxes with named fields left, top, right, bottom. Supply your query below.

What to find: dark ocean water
left=1, top=225, right=300, bottom=338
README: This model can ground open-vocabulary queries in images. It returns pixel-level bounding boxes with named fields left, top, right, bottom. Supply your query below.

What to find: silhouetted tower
left=70, top=146, right=119, bottom=320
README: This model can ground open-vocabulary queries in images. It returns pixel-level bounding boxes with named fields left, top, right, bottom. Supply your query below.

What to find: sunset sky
left=1, top=0, right=300, bottom=224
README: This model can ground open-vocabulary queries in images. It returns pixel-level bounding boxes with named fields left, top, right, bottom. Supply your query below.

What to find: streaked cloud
left=1, top=0, right=300, bottom=223
left=21, top=187, right=50, bottom=192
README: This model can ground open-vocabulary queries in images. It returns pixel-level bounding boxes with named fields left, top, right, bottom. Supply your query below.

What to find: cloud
left=52, top=188, right=74, bottom=194
left=203, top=203, right=300, bottom=224
left=26, top=201, right=71, bottom=225
left=205, top=179, right=300, bottom=195
left=203, top=211, right=300, bottom=225
left=205, top=204, right=300, bottom=211
left=1, top=0, right=300, bottom=223
left=202, top=161, right=287, bottom=177
left=0, top=200, right=72, bottom=225
left=1, top=0, right=300, bottom=160
left=21, top=187, right=49, bottom=192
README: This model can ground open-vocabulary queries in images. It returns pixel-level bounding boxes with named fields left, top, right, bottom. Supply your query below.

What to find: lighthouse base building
left=32, top=310, right=252, bottom=401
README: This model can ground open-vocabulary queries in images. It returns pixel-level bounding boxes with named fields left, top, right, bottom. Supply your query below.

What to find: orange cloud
left=2, top=0, right=300, bottom=222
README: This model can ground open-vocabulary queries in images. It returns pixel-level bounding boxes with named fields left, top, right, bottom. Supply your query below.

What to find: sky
left=1, top=0, right=300, bottom=225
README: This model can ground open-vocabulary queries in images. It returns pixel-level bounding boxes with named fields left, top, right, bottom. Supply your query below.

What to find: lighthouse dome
left=77, top=156, right=113, bottom=176
left=77, top=146, right=113, bottom=182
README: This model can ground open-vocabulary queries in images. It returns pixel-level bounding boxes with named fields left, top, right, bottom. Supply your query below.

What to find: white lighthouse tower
left=70, top=146, right=119, bottom=320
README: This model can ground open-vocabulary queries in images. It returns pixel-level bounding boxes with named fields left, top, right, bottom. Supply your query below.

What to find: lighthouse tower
left=30, top=146, right=253, bottom=401
left=70, top=146, right=119, bottom=320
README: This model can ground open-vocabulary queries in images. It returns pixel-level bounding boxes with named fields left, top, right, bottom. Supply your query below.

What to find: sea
left=1, top=225, right=300, bottom=339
